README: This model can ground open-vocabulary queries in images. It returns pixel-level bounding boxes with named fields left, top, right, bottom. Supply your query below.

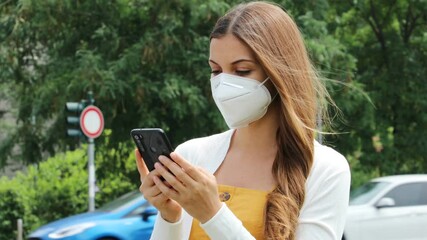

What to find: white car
left=343, top=174, right=427, bottom=240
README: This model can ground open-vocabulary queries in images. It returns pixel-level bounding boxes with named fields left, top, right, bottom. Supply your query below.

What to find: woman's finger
left=150, top=192, right=168, bottom=204
left=135, top=148, right=149, bottom=182
left=158, top=155, right=195, bottom=187
left=154, top=162, right=187, bottom=192
left=169, top=152, right=204, bottom=181
left=140, top=182, right=162, bottom=197
left=153, top=175, right=180, bottom=199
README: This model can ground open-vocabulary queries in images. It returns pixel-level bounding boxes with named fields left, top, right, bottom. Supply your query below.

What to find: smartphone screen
left=131, top=128, right=173, bottom=171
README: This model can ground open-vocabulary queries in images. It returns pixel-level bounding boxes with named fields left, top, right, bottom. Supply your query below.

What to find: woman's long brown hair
left=211, top=2, right=328, bottom=239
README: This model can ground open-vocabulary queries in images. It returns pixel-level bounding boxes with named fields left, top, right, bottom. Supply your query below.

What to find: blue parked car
left=28, top=191, right=157, bottom=240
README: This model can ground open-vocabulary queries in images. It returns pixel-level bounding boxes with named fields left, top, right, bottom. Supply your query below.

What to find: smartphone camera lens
left=150, top=146, right=157, bottom=153
left=139, top=145, right=145, bottom=152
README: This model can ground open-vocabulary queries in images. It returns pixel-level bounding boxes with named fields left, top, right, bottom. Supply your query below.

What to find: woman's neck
left=231, top=102, right=280, bottom=151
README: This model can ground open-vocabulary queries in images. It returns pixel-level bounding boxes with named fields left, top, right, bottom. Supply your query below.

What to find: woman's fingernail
left=158, top=155, right=166, bottom=162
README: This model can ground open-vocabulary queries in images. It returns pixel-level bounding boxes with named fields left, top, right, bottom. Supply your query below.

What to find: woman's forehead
left=209, top=34, right=256, bottom=64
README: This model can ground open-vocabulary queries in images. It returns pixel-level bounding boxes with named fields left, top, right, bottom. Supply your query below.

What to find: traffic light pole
left=66, top=91, right=104, bottom=212
left=88, top=137, right=96, bottom=212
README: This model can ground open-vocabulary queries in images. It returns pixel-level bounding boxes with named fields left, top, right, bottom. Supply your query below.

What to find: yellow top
left=189, top=184, right=268, bottom=240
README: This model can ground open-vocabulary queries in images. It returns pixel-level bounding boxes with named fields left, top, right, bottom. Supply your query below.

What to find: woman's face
left=209, top=34, right=268, bottom=82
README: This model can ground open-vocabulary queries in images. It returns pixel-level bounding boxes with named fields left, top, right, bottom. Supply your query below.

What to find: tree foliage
left=329, top=0, right=427, bottom=175
left=0, top=0, right=230, bottom=166
left=0, top=0, right=425, bottom=178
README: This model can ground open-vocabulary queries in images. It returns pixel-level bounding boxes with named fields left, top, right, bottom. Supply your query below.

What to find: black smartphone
left=130, top=128, right=174, bottom=171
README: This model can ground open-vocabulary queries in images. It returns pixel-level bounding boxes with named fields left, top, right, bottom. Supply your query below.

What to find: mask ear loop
left=262, top=76, right=280, bottom=101
left=271, top=91, right=279, bottom=101
left=259, top=77, right=270, bottom=86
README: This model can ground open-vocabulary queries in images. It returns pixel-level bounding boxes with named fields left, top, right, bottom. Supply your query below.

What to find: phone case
left=131, top=128, right=173, bottom=171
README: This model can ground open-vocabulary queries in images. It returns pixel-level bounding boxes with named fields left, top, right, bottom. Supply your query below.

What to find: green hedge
left=0, top=182, right=25, bottom=240
left=0, top=139, right=139, bottom=239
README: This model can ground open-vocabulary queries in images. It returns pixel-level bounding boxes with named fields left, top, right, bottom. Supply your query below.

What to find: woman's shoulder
left=299, top=142, right=351, bottom=238
left=302, top=141, right=351, bottom=211
left=312, top=141, right=350, bottom=177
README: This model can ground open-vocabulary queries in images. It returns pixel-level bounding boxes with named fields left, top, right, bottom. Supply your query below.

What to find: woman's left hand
left=153, top=152, right=222, bottom=224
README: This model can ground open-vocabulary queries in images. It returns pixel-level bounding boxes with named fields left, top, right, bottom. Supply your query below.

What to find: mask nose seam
left=222, top=82, right=245, bottom=89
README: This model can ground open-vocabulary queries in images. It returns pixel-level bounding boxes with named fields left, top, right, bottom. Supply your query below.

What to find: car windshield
left=350, top=181, right=390, bottom=205
left=97, top=190, right=144, bottom=212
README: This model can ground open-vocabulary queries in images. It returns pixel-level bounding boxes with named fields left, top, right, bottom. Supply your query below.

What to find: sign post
left=80, top=105, right=104, bottom=212
left=88, top=138, right=95, bottom=212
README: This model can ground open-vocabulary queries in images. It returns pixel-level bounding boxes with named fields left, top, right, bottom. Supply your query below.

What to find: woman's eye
left=235, top=70, right=251, bottom=76
left=211, top=70, right=221, bottom=75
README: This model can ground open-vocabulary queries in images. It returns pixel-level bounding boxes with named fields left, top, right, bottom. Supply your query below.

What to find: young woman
left=136, top=2, right=350, bottom=239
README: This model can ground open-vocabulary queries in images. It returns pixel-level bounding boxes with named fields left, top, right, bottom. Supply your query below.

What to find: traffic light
left=65, top=100, right=87, bottom=137
left=65, top=91, right=97, bottom=138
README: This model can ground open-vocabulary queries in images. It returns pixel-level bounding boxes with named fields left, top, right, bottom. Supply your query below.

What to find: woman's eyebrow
left=209, top=59, right=218, bottom=65
left=208, top=59, right=255, bottom=65
left=231, top=59, right=255, bottom=65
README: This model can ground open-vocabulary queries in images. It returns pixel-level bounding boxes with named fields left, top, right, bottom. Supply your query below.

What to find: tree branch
left=401, top=3, right=411, bottom=43
left=382, top=0, right=397, bottom=27
left=0, top=0, right=13, bottom=9
left=405, top=14, right=420, bottom=44
left=368, top=0, right=389, bottom=68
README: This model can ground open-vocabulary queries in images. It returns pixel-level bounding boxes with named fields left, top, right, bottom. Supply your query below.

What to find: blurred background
left=0, top=0, right=426, bottom=239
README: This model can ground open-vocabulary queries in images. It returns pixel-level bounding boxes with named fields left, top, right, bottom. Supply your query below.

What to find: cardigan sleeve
left=200, top=203, right=256, bottom=240
left=150, top=214, right=185, bottom=240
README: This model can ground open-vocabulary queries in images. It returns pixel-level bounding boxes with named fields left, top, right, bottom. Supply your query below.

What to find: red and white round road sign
left=80, top=105, right=104, bottom=139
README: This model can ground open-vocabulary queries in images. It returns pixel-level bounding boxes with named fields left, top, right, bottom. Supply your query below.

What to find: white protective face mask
left=210, top=73, right=275, bottom=129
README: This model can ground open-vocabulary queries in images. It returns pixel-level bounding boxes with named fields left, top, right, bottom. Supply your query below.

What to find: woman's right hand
left=135, top=149, right=182, bottom=223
